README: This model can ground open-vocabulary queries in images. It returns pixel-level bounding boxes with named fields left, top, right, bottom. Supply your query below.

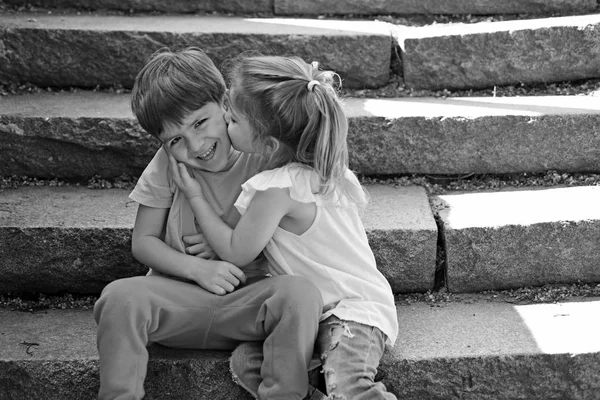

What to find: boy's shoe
left=230, top=341, right=326, bottom=400
left=304, top=385, right=328, bottom=400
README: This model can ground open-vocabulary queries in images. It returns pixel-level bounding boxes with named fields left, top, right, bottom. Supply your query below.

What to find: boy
left=93, top=47, right=323, bottom=400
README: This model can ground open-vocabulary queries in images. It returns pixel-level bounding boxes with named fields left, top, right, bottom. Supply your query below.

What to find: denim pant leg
left=316, top=316, right=397, bottom=400
left=230, top=341, right=324, bottom=400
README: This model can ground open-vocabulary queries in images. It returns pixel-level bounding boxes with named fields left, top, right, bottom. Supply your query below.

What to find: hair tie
left=307, top=80, right=321, bottom=92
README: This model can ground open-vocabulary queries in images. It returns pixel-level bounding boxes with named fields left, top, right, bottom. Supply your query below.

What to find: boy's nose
left=187, top=135, right=205, bottom=155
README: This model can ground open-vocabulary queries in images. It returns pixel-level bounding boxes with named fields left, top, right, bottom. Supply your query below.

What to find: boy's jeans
left=93, top=274, right=323, bottom=400
left=231, top=316, right=397, bottom=400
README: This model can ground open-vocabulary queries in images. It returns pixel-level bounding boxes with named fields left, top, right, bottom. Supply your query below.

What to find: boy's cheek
left=164, top=145, right=185, bottom=163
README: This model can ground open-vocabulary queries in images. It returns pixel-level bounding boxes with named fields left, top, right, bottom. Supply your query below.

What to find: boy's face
left=224, top=89, right=258, bottom=153
left=160, top=102, right=234, bottom=172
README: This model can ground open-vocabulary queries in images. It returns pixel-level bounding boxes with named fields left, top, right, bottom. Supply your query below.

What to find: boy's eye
left=170, top=137, right=181, bottom=146
left=194, top=119, right=206, bottom=129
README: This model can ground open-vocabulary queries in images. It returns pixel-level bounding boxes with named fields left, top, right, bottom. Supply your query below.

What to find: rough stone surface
left=348, top=107, right=600, bottom=175
left=345, top=95, right=600, bottom=175
left=364, top=185, right=438, bottom=293
left=3, top=0, right=273, bottom=13
left=0, top=92, right=158, bottom=179
left=399, top=14, right=600, bottom=90
left=384, top=297, right=600, bottom=399
left=276, top=0, right=596, bottom=15
left=0, top=185, right=437, bottom=294
left=5, top=92, right=600, bottom=179
left=0, top=186, right=145, bottom=294
left=0, top=310, right=253, bottom=400
left=436, top=186, right=600, bottom=292
left=3, top=297, right=600, bottom=399
left=0, top=14, right=391, bottom=89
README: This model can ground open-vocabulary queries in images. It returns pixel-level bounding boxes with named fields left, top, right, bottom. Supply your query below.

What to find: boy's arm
left=132, top=204, right=246, bottom=295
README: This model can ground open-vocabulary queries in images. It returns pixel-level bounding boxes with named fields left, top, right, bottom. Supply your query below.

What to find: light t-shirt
left=234, top=163, right=399, bottom=345
left=129, top=146, right=267, bottom=277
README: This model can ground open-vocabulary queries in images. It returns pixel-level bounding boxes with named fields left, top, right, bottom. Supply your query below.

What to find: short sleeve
left=129, top=147, right=175, bottom=209
left=234, top=163, right=366, bottom=215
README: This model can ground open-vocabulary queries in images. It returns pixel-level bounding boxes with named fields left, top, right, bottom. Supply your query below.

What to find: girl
left=168, top=55, right=398, bottom=399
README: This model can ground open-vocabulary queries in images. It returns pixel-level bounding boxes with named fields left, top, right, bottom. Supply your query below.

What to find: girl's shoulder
left=243, top=163, right=367, bottom=207
left=235, top=163, right=316, bottom=215
left=242, top=163, right=318, bottom=203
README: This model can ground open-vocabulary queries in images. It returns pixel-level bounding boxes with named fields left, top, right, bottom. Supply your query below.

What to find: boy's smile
left=160, top=102, right=235, bottom=172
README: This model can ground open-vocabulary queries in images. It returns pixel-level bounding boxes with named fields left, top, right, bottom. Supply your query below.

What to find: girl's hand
left=168, top=153, right=204, bottom=200
left=182, top=233, right=217, bottom=259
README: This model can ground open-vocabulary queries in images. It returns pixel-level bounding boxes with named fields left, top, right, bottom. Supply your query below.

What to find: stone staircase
left=2, top=1, right=600, bottom=399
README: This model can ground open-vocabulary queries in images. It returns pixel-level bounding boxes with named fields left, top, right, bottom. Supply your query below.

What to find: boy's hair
left=226, top=55, right=349, bottom=198
left=131, top=47, right=226, bottom=139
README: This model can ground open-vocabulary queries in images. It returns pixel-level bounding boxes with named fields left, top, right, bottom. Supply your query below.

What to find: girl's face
left=224, top=89, right=259, bottom=153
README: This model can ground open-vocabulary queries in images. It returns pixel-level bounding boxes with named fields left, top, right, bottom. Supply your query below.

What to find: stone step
left=277, top=0, right=598, bottom=16
left=3, top=91, right=600, bottom=179
left=397, top=13, right=600, bottom=90
left=3, top=183, right=600, bottom=296
left=2, top=295, right=600, bottom=399
left=0, top=12, right=391, bottom=89
left=2, top=0, right=596, bottom=15
left=0, top=184, right=438, bottom=294
left=3, top=12, right=600, bottom=92
left=435, top=185, right=600, bottom=292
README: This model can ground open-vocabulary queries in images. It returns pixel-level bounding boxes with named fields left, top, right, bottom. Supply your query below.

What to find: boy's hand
left=189, top=259, right=246, bottom=295
left=183, top=233, right=217, bottom=259
left=168, top=153, right=205, bottom=200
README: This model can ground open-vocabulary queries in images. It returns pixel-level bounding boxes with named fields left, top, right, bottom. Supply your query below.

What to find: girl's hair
left=226, top=55, right=351, bottom=199
left=131, top=47, right=226, bottom=139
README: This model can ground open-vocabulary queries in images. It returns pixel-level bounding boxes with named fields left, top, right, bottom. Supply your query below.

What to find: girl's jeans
left=93, top=274, right=323, bottom=400
left=231, top=316, right=397, bottom=400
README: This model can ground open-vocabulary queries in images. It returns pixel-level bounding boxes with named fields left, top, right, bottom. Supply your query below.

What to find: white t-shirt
left=234, top=163, right=398, bottom=344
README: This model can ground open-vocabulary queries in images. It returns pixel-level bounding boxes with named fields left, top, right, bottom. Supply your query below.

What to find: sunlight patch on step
left=438, top=186, right=600, bottom=229
left=514, top=300, right=600, bottom=355
left=244, top=18, right=392, bottom=35
left=0, top=14, right=391, bottom=35
left=345, top=96, right=600, bottom=119
left=396, top=13, right=600, bottom=40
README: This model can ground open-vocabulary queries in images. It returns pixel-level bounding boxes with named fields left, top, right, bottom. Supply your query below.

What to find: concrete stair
left=2, top=1, right=600, bottom=399
left=3, top=183, right=600, bottom=294
left=0, top=184, right=438, bottom=294
left=2, top=0, right=597, bottom=15
left=0, top=13, right=392, bottom=89
left=396, top=13, right=600, bottom=90
left=3, top=295, right=600, bottom=399
left=435, top=186, right=600, bottom=292
left=3, top=92, right=600, bottom=179
left=2, top=9, right=600, bottom=91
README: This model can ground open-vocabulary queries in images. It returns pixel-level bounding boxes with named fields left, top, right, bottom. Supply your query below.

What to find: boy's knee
left=273, top=276, right=323, bottom=311
left=94, top=277, right=150, bottom=321
left=100, top=277, right=144, bottom=301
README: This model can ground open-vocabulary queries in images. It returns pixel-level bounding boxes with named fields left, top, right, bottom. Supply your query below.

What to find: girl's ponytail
left=296, top=70, right=349, bottom=197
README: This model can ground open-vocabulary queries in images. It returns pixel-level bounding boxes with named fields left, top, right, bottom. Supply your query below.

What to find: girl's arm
left=170, top=156, right=292, bottom=266
left=132, top=204, right=246, bottom=295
